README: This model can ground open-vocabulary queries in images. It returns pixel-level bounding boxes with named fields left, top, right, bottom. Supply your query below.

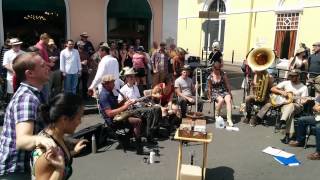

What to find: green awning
left=107, top=0, right=152, bottom=19
left=2, top=0, right=65, bottom=12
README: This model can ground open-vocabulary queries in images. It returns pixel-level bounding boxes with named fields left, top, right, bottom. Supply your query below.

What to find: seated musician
left=98, top=74, right=146, bottom=155
left=241, top=70, right=274, bottom=126
left=152, top=76, right=180, bottom=119
left=174, top=65, right=203, bottom=118
left=118, top=68, right=161, bottom=143
left=207, top=61, right=233, bottom=126
left=288, top=82, right=320, bottom=160
left=270, top=69, right=308, bottom=144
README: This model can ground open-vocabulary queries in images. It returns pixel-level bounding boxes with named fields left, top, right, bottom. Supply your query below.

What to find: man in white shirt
left=118, top=68, right=161, bottom=143
left=271, top=69, right=308, bottom=144
left=2, top=38, right=25, bottom=96
left=88, top=44, right=121, bottom=97
left=60, top=39, right=81, bottom=94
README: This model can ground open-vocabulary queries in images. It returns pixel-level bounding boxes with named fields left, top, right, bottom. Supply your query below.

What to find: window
left=208, top=0, right=226, bottom=13
left=276, top=13, right=299, bottom=31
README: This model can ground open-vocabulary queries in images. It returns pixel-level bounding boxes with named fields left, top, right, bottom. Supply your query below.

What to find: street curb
left=84, top=106, right=98, bottom=115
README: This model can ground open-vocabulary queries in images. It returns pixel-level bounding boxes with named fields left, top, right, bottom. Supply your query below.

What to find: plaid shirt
left=0, top=82, right=44, bottom=175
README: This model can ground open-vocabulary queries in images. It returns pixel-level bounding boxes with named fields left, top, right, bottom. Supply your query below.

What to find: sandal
left=307, top=152, right=320, bottom=160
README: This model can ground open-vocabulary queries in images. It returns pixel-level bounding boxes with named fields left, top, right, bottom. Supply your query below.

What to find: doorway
left=107, top=0, right=152, bottom=49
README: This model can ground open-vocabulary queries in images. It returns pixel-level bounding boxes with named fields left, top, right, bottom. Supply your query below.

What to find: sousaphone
left=247, top=47, right=275, bottom=102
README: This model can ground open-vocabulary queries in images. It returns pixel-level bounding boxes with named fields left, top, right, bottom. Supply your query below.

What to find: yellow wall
left=177, top=0, right=320, bottom=62
left=177, top=0, right=204, bottom=56
left=282, top=0, right=301, bottom=7
left=297, top=7, right=320, bottom=48
left=177, top=18, right=202, bottom=56
left=223, top=13, right=251, bottom=62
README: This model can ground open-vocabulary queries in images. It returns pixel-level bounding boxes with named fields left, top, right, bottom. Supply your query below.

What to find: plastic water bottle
left=149, top=151, right=155, bottom=164
left=91, top=135, right=97, bottom=154
left=215, top=116, right=225, bottom=129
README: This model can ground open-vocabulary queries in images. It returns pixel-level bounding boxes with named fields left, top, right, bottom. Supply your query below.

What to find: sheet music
left=262, top=146, right=294, bottom=158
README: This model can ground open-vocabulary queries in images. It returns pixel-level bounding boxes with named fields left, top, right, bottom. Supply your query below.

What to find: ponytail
left=39, top=93, right=83, bottom=126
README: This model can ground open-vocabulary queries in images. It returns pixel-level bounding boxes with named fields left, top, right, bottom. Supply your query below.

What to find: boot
left=227, top=109, right=233, bottom=127
left=136, top=138, right=147, bottom=155
left=281, top=134, right=290, bottom=144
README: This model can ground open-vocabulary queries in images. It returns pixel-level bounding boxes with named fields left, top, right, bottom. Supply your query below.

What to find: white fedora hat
left=9, top=38, right=23, bottom=46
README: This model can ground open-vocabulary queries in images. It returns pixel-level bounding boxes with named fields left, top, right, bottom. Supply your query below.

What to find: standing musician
left=270, top=69, right=309, bottom=144
left=118, top=68, right=161, bottom=143
left=241, top=70, right=274, bottom=126
left=98, top=74, right=147, bottom=155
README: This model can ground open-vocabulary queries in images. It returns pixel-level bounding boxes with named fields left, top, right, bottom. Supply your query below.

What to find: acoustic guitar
left=270, top=92, right=314, bottom=107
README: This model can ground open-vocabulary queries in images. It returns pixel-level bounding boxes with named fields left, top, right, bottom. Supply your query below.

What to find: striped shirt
left=0, top=82, right=44, bottom=175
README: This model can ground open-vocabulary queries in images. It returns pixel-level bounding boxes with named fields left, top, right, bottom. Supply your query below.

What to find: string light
left=23, top=11, right=59, bottom=22
left=23, top=14, right=46, bottom=21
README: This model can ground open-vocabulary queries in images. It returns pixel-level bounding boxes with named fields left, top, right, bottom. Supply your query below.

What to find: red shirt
left=35, top=41, right=49, bottom=63
left=158, top=83, right=174, bottom=106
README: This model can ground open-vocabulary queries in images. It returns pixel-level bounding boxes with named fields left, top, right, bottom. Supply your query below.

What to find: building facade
left=0, top=0, right=178, bottom=49
left=177, top=0, right=320, bottom=62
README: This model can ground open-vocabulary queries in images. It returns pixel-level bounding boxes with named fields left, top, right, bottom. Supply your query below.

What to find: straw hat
left=295, top=48, right=305, bottom=55
left=100, top=42, right=110, bottom=48
left=181, top=64, right=191, bottom=71
left=101, top=74, right=116, bottom=83
left=80, top=32, right=89, bottom=37
left=123, top=68, right=137, bottom=76
left=120, top=66, right=131, bottom=76
left=9, top=38, right=23, bottom=46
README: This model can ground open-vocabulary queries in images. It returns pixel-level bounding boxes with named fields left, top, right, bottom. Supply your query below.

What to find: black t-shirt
left=308, top=53, right=320, bottom=78
left=209, top=50, right=222, bottom=64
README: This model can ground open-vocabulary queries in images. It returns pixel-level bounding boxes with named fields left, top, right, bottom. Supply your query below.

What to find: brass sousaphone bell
left=247, top=47, right=275, bottom=102
left=247, top=47, right=275, bottom=71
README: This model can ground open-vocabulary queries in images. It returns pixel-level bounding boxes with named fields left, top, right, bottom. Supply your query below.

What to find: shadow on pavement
left=205, top=166, right=235, bottom=180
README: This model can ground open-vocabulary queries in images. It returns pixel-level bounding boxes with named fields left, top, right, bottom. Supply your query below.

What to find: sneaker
left=307, top=152, right=320, bottom=160
left=227, top=121, right=234, bottom=127
left=280, top=136, right=290, bottom=144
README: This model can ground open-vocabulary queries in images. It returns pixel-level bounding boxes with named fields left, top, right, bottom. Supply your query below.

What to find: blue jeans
left=296, top=116, right=320, bottom=152
left=64, top=73, right=78, bottom=94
